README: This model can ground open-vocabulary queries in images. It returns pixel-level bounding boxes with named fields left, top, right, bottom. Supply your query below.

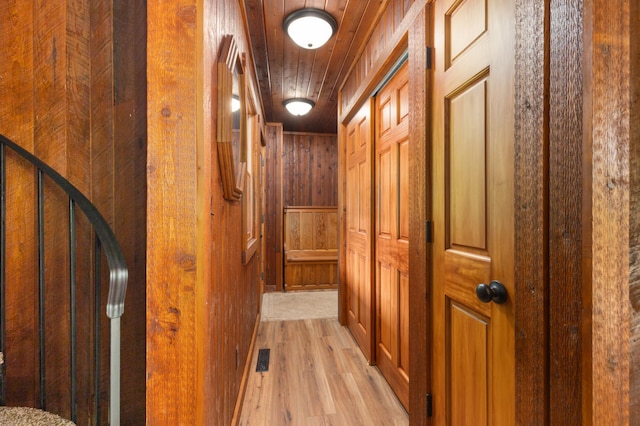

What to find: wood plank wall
left=113, top=1, right=147, bottom=424
left=514, top=1, right=548, bottom=424
left=515, top=0, right=637, bottom=423
left=0, top=0, right=147, bottom=424
left=207, top=3, right=261, bottom=422
left=549, top=1, right=584, bottom=423
left=631, top=0, right=640, bottom=419
left=584, top=2, right=632, bottom=424
left=147, top=0, right=261, bottom=424
left=2, top=0, right=41, bottom=411
left=263, top=131, right=338, bottom=292
left=264, top=124, right=283, bottom=292
left=282, top=133, right=338, bottom=207
left=340, top=0, right=417, bottom=117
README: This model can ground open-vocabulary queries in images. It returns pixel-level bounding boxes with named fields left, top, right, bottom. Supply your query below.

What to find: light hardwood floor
left=239, top=318, right=408, bottom=425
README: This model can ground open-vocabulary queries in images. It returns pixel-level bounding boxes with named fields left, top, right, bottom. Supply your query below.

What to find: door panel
left=375, top=61, right=410, bottom=410
left=399, top=141, right=409, bottom=239
left=433, top=0, right=515, bottom=424
left=379, top=148, right=393, bottom=235
left=448, top=76, right=488, bottom=249
left=449, top=302, right=488, bottom=426
left=399, top=270, right=410, bottom=374
left=345, top=102, right=374, bottom=362
left=448, top=0, right=487, bottom=64
left=378, top=263, right=395, bottom=358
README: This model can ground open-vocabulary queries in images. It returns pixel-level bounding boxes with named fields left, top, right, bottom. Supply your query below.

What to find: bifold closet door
left=374, top=61, right=410, bottom=410
left=345, top=101, right=375, bottom=362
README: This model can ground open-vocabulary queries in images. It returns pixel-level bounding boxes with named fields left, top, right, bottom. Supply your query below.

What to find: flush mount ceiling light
left=283, top=98, right=315, bottom=116
left=283, top=8, right=337, bottom=49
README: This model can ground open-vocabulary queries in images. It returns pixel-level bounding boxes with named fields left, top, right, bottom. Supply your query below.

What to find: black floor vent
left=256, top=348, right=270, bottom=372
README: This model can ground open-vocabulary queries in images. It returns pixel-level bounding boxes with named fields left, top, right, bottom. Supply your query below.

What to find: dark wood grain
left=514, top=1, right=549, bottom=424
left=33, top=0, right=72, bottom=416
left=264, top=123, right=284, bottom=291
left=243, top=0, right=272, bottom=117
left=113, top=0, right=147, bottom=423
left=548, top=1, right=584, bottom=423
left=76, top=0, right=100, bottom=409
left=0, top=0, right=147, bottom=423
left=282, top=133, right=338, bottom=207
left=408, top=7, right=428, bottom=424
left=265, top=130, right=336, bottom=293
left=630, top=0, right=640, bottom=420
left=0, top=0, right=38, bottom=409
left=2, top=156, right=39, bottom=408
left=584, top=1, right=631, bottom=424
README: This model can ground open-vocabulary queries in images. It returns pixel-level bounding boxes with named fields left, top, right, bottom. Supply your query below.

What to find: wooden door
left=345, top=101, right=374, bottom=362
left=432, top=0, right=515, bottom=424
left=375, top=61, right=410, bottom=410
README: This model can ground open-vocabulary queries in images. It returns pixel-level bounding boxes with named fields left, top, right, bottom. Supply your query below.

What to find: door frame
left=337, top=4, right=434, bottom=421
left=515, top=0, right=634, bottom=424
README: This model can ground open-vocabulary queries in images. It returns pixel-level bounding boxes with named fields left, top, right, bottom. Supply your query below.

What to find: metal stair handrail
left=0, top=133, right=128, bottom=425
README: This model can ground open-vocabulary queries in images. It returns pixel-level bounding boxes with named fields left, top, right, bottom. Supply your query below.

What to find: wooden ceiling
left=244, top=0, right=386, bottom=134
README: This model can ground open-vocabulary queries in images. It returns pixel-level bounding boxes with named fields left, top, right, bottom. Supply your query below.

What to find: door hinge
left=426, top=47, right=433, bottom=70
left=426, top=393, right=433, bottom=417
left=426, top=220, right=433, bottom=243
left=260, top=272, right=265, bottom=280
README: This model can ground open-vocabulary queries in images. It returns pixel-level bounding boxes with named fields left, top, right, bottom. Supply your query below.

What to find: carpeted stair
left=0, top=353, right=75, bottom=425
left=0, top=407, right=75, bottom=425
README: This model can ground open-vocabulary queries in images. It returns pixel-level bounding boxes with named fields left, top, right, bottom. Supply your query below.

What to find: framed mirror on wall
left=242, top=88, right=261, bottom=264
left=216, top=34, right=246, bottom=201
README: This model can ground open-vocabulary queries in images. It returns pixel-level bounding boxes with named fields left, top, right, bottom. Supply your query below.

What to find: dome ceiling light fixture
left=283, top=8, right=338, bottom=49
left=283, top=98, right=315, bottom=116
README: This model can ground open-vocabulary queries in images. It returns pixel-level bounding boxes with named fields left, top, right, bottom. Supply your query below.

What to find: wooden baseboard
left=231, top=312, right=261, bottom=425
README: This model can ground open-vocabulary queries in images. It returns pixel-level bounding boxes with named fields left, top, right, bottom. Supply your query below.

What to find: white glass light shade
left=283, top=9, right=337, bottom=49
left=283, top=98, right=315, bottom=116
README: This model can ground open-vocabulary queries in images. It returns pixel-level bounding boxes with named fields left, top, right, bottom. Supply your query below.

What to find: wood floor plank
left=239, top=319, right=408, bottom=425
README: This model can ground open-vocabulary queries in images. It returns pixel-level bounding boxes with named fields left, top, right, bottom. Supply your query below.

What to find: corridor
left=239, top=293, right=408, bottom=425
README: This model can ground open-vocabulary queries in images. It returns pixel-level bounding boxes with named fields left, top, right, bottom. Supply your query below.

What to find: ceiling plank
left=244, top=0, right=273, bottom=118
left=245, top=0, right=389, bottom=134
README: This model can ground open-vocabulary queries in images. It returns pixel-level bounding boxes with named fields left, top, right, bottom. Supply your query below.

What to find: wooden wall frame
left=242, top=90, right=260, bottom=264
left=217, top=34, right=246, bottom=201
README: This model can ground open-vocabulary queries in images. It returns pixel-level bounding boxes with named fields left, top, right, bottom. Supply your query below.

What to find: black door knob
left=476, top=280, right=508, bottom=304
